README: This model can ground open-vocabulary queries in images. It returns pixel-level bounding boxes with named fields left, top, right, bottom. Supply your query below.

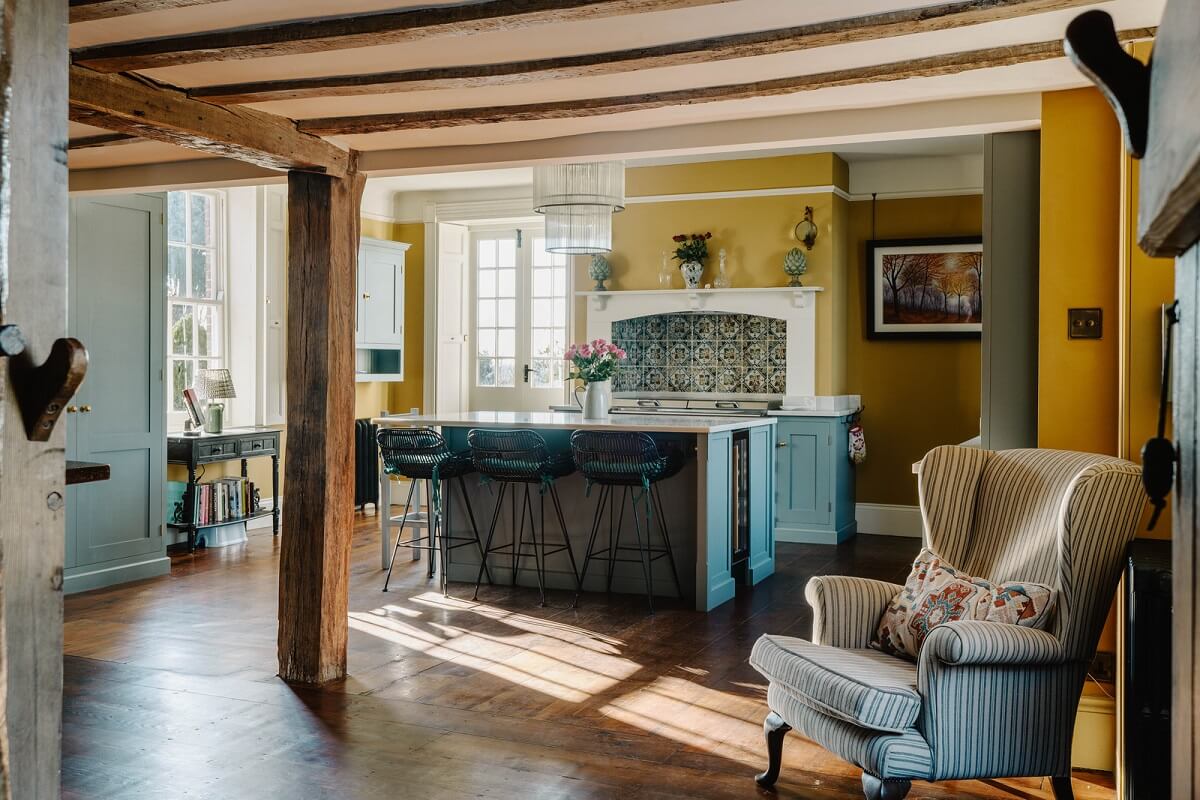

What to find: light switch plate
left=1068, top=307, right=1103, bottom=339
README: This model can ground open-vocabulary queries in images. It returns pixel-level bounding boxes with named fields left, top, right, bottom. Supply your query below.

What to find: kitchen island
left=373, top=411, right=777, bottom=611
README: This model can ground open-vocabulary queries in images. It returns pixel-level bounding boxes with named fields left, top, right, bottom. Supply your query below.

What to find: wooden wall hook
left=1064, top=9, right=1152, bottom=158
left=10, top=337, right=89, bottom=442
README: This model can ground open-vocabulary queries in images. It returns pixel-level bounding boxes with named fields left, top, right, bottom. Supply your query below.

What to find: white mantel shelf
left=576, top=286, right=823, bottom=312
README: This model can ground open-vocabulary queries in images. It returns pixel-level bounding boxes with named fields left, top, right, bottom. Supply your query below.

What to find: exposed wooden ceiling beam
left=69, top=66, right=351, bottom=175
left=67, top=131, right=142, bottom=149
left=69, top=0, right=223, bottom=24
left=296, top=27, right=1156, bottom=136
left=71, top=0, right=734, bottom=73
left=193, top=0, right=1096, bottom=104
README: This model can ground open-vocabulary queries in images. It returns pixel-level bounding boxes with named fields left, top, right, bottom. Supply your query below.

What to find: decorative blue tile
left=693, top=315, right=718, bottom=340
left=717, top=314, right=743, bottom=339
left=666, top=341, right=690, bottom=365
left=744, top=341, right=768, bottom=367
left=667, top=367, right=692, bottom=392
left=769, top=318, right=787, bottom=339
left=717, top=341, right=742, bottom=364
left=645, top=316, right=667, bottom=339
left=667, top=315, right=692, bottom=340
left=643, top=368, right=667, bottom=391
left=643, top=342, right=665, bottom=366
left=693, top=340, right=716, bottom=366
left=691, top=367, right=716, bottom=392
left=767, top=368, right=786, bottom=394
left=768, top=342, right=787, bottom=367
left=743, top=369, right=767, bottom=393
left=745, top=315, right=769, bottom=340
left=715, top=367, right=743, bottom=393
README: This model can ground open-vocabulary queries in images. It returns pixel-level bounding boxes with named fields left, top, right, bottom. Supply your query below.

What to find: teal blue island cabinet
left=375, top=411, right=777, bottom=612
left=772, top=411, right=858, bottom=544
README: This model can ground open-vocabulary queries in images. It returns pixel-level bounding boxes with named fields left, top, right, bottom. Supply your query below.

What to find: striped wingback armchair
left=749, top=446, right=1145, bottom=800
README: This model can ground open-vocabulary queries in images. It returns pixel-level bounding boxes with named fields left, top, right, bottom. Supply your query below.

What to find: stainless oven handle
left=636, top=399, right=662, bottom=407
left=715, top=401, right=740, bottom=409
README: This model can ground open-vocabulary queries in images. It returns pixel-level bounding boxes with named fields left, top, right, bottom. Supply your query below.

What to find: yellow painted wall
left=846, top=195, right=983, bottom=505
left=595, top=154, right=849, bottom=394
left=1038, top=88, right=1122, bottom=456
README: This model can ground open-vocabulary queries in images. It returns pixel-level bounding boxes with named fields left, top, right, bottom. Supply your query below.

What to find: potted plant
left=565, top=339, right=626, bottom=419
left=672, top=232, right=712, bottom=289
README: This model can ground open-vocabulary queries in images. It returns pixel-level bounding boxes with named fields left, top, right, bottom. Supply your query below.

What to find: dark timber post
left=277, top=162, right=365, bottom=683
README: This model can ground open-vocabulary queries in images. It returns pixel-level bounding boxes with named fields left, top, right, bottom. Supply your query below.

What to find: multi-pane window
left=529, top=238, right=567, bottom=388
left=166, top=191, right=224, bottom=415
left=475, top=237, right=517, bottom=387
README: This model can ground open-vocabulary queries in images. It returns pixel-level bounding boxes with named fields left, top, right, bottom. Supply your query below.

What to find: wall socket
left=1068, top=307, right=1103, bottom=339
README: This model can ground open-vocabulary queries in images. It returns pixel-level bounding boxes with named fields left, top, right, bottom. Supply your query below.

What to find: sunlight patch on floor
left=598, top=676, right=768, bottom=765
left=348, top=603, right=643, bottom=702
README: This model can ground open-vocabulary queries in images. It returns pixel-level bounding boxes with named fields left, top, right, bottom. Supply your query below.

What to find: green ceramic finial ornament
left=589, top=254, right=612, bottom=290
left=783, top=247, right=807, bottom=287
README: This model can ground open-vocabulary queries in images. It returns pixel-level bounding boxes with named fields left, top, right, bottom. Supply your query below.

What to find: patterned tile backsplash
left=611, top=313, right=786, bottom=393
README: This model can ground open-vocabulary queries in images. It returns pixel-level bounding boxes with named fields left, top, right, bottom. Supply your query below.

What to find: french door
left=469, top=228, right=570, bottom=411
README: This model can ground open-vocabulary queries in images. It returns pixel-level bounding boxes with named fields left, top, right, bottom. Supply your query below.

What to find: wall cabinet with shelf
left=356, top=236, right=409, bottom=382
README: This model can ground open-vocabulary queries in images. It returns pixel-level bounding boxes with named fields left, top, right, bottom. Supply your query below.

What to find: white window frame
left=166, top=189, right=229, bottom=431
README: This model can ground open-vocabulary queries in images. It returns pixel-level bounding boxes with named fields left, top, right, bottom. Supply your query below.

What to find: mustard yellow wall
left=596, top=154, right=849, bottom=394
left=1038, top=88, right=1122, bottom=456
left=846, top=195, right=983, bottom=506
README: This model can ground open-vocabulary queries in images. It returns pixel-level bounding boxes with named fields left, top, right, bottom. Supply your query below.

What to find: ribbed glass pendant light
left=532, top=161, right=625, bottom=254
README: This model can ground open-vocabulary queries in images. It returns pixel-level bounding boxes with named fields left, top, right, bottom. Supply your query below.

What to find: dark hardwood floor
left=63, top=511, right=1116, bottom=800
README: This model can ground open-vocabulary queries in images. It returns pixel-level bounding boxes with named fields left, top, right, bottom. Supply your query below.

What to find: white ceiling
left=67, top=0, right=1163, bottom=184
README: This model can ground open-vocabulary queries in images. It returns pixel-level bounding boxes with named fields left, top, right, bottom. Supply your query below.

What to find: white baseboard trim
left=855, top=503, right=923, bottom=538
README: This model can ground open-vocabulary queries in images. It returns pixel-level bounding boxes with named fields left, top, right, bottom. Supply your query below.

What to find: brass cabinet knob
left=361, top=292, right=371, bottom=300
left=66, top=405, right=77, bottom=413
left=776, top=441, right=787, bottom=448
left=80, top=404, right=92, bottom=413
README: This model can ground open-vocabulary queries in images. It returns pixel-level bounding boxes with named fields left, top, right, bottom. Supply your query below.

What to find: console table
left=167, top=427, right=281, bottom=553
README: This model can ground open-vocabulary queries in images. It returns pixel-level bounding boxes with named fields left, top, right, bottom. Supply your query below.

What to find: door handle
left=522, top=364, right=532, bottom=384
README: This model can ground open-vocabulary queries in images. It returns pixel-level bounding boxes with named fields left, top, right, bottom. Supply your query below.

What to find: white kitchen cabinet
left=356, top=237, right=410, bottom=381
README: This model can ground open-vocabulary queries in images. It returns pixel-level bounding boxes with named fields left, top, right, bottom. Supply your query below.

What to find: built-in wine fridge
left=731, top=429, right=751, bottom=582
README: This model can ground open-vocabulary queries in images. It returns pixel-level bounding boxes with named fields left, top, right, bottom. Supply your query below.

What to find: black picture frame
left=865, top=236, right=984, bottom=340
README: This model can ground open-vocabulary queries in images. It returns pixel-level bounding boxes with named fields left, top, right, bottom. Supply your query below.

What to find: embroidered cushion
left=872, top=548, right=1056, bottom=660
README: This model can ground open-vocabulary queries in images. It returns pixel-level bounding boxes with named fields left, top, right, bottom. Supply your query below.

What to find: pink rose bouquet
left=564, top=338, right=626, bottom=384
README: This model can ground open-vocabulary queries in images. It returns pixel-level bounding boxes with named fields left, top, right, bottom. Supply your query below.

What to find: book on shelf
left=169, top=476, right=258, bottom=526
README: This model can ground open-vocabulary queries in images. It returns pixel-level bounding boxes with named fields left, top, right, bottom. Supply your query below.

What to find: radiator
left=354, top=418, right=379, bottom=510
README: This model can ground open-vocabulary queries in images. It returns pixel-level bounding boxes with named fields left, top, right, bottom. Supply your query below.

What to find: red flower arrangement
left=671, top=232, right=712, bottom=263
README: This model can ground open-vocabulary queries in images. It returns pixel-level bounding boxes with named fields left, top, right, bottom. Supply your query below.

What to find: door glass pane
left=170, top=304, right=194, bottom=355
left=531, top=299, right=552, bottom=326
left=498, top=268, right=515, bottom=297
left=478, top=270, right=496, bottom=298
left=478, top=240, right=496, bottom=269
left=496, top=359, right=515, bottom=387
left=477, top=358, right=496, bottom=386
left=497, top=328, right=515, bottom=358
left=478, top=299, right=496, bottom=328
left=498, top=239, right=516, bottom=267
left=477, top=329, right=496, bottom=357
left=190, top=194, right=212, bottom=246
left=528, top=239, right=568, bottom=390
left=498, top=299, right=515, bottom=327
left=532, top=268, right=551, bottom=297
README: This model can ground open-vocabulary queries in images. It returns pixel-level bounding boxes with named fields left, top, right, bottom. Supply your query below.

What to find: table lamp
left=195, top=368, right=236, bottom=434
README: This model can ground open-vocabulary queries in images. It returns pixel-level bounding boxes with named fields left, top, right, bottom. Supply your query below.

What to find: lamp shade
left=195, top=368, right=236, bottom=400
left=532, top=162, right=625, bottom=212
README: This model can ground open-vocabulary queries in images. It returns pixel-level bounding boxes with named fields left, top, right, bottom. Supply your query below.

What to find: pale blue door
left=66, top=195, right=166, bottom=582
left=775, top=417, right=832, bottom=528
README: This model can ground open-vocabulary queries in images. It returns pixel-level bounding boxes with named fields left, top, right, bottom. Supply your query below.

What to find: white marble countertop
left=372, top=410, right=778, bottom=434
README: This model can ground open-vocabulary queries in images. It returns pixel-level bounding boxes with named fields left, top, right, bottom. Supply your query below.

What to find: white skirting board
left=854, top=503, right=923, bottom=538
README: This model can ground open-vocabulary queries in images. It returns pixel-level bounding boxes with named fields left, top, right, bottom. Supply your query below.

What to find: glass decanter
left=713, top=248, right=731, bottom=289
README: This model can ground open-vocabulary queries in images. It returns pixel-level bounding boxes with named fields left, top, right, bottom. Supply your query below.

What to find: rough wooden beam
left=1, top=0, right=69, bottom=796
left=298, top=27, right=1156, bottom=136
left=277, top=163, right=365, bottom=685
left=193, top=0, right=1096, bottom=104
left=69, top=0, right=221, bottom=24
left=69, top=65, right=350, bottom=175
left=68, top=131, right=141, bottom=149
left=71, top=0, right=733, bottom=72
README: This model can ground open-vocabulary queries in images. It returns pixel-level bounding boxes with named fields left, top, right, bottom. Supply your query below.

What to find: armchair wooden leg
left=861, top=772, right=911, bottom=800
left=1050, top=776, right=1074, bottom=800
left=754, top=711, right=791, bottom=788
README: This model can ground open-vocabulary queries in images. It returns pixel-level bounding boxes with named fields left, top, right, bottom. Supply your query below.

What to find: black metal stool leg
left=630, top=488, right=655, bottom=614
left=575, top=484, right=607, bottom=606
left=549, top=484, right=582, bottom=596
left=474, top=483, right=507, bottom=600
left=383, top=479, right=418, bottom=592
left=438, top=479, right=450, bottom=597
left=520, top=485, right=545, bottom=606
left=425, top=479, right=436, bottom=580
left=511, top=486, right=523, bottom=587
left=607, top=487, right=627, bottom=593
left=652, top=484, right=683, bottom=599
left=457, top=476, right=492, bottom=585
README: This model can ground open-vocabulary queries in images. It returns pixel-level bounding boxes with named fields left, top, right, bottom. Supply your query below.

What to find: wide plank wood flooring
left=63, top=511, right=1116, bottom=800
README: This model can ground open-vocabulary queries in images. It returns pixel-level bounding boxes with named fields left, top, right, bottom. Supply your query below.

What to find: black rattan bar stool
left=570, top=430, right=685, bottom=613
left=377, top=427, right=491, bottom=595
left=467, top=428, right=582, bottom=606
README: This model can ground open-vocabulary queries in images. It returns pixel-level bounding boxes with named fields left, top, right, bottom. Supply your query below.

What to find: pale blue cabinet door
left=775, top=418, right=832, bottom=527
left=68, top=195, right=165, bottom=567
left=745, top=423, right=775, bottom=583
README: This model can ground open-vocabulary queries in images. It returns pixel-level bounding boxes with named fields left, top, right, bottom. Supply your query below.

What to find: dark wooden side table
left=167, top=427, right=281, bottom=553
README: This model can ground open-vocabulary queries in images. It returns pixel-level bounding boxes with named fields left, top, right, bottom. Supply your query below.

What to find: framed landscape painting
left=866, top=236, right=984, bottom=339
